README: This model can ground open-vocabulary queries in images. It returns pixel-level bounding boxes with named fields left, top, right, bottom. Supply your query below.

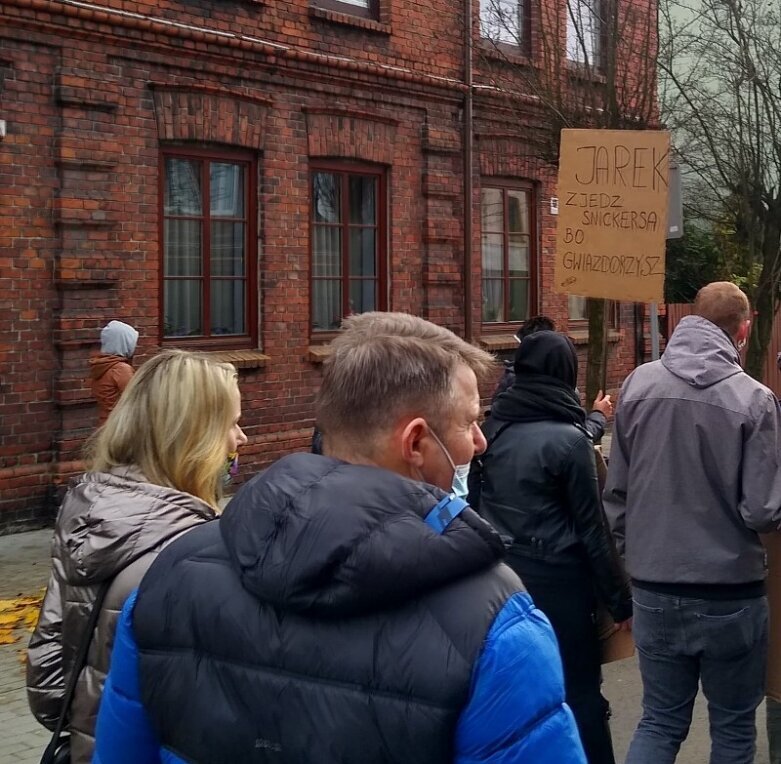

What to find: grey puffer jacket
left=604, top=315, right=781, bottom=585
left=27, top=467, right=216, bottom=764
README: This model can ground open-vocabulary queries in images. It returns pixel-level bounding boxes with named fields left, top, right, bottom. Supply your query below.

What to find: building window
left=569, top=295, right=620, bottom=328
left=481, top=183, right=536, bottom=325
left=480, top=0, right=527, bottom=49
left=314, top=0, right=378, bottom=20
left=161, top=149, right=256, bottom=346
left=311, top=164, right=386, bottom=333
left=566, top=0, right=602, bottom=66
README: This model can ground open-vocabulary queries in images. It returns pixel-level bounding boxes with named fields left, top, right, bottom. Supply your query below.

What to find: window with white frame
left=480, top=0, right=525, bottom=47
left=481, top=183, right=536, bottom=325
left=315, top=0, right=378, bottom=20
left=568, top=295, right=620, bottom=328
left=566, top=0, right=602, bottom=66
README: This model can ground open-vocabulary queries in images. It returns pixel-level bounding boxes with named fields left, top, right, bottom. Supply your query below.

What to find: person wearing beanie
left=89, top=320, right=139, bottom=425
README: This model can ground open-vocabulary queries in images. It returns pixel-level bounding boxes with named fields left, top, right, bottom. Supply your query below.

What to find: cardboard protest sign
left=597, top=605, right=635, bottom=664
left=554, top=129, right=671, bottom=303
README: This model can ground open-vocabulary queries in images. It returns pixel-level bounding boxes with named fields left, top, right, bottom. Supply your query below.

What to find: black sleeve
left=562, top=435, right=632, bottom=622
left=584, top=410, right=606, bottom=442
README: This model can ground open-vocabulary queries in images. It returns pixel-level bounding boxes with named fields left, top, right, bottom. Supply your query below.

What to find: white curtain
left=566, top=0, right=600, bottom=64
left=480, top=0, right=521, bottom=44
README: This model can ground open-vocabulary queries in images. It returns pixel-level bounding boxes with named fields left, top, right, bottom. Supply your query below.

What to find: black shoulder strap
left=467, top=420, right=516, bottom=512
left=486, top=420, right=515, bottom=451
left=41, top=580, right=111, bottom=763
left=39, top=522, right=192, bottom=763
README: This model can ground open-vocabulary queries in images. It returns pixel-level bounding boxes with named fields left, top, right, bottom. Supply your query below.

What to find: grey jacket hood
left=661, top=315, right=743, bottom=389
left=100, top=320, right=138, bottom=358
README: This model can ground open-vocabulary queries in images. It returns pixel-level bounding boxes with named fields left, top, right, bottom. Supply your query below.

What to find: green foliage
left=664, top=223, right=729, bottom=303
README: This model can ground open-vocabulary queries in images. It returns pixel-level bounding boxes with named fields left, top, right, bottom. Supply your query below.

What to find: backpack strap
left=467, top=420, right=516, bottom=512
left=486, top=421, right=515, bottom=452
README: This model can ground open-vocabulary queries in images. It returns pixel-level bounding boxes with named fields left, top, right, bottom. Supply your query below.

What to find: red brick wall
left=0, top=0, right=657, bottom=530
left=0, top=40, right=61, bottom=529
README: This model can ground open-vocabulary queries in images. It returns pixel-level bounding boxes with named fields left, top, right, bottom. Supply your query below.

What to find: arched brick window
left=160, top=147, right=257, bottom=347
left=310, top=162, right=387, bottom=333
left=480, top=181, right=537, bottom=326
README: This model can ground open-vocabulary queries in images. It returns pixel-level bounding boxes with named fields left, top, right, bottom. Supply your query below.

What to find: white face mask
left=428, top=428, right=472, bottom=500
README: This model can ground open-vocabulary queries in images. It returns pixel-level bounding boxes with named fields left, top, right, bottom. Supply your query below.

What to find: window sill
left=565, top=61, right=607, bottom=84
left=204, top=349, right=270, bottom=369
left=568, top=329, right=622, bottom=346
left=478, top=334, right=520, bottom=352
left=478, top=39, right=533, bottom=67
left=308, top=344, right=333, bottom=364
left=308, top=6, right=391, bottom=34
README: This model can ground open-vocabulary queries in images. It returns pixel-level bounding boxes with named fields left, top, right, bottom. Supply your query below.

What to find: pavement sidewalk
left=0, top=526, right=772, bottom=763
left=0, top=528, right=54, bottom=763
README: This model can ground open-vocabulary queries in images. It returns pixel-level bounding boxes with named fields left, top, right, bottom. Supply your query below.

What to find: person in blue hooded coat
left=93, top=312, right=586, bottom=764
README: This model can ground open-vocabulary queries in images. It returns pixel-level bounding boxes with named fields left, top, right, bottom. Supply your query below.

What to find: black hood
left=220, top=453, right=505, bottom=617
left=513, top=330, right=578, bottom=388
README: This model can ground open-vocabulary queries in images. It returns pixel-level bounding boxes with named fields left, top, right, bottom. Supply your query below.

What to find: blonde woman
left=27, top=350, right=247, bottom=764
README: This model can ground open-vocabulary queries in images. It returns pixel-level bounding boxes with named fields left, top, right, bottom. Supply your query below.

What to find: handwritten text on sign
left=554, top=130, right=671, bottom=303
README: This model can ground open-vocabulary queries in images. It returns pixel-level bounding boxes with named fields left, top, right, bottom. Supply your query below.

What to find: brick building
left=0, top=0, right=657, bottom=530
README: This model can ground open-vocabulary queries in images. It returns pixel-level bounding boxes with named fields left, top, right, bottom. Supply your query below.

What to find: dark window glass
left=311, top=167, right=385, bottom=332
left=162, top=153, right=252, bottom=342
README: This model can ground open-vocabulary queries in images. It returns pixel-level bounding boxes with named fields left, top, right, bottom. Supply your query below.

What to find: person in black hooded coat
left=474, top=330, right=632, bottom=764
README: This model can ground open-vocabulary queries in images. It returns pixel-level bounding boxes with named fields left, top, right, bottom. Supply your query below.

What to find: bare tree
left=476, top=0, right=660, bottom=402
left=658, top=0, right=781, bottom=379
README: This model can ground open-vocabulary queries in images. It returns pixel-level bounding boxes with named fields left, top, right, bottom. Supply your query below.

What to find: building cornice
left=3, top=0, right=467, bottom=98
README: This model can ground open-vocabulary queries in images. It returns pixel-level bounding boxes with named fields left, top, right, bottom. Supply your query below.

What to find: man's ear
left=736, top=318, right=751, bottom=345
left=399, top=417, right=428, bottom=470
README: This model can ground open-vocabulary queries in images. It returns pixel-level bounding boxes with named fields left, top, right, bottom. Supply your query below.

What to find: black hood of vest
left=220, top=452, right=505, bottom=618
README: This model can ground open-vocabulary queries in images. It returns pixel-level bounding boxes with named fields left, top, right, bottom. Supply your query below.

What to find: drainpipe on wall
left=463, top=0, right=474, bottom=341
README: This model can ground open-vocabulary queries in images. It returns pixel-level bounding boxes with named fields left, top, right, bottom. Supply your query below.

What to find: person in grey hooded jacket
left=88, top=320, right=139, bottom=425
left=604, top=282, right=781, bottom=764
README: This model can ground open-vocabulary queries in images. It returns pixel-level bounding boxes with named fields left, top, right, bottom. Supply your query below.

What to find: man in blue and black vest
left=94, top=311, right=586, bottom=764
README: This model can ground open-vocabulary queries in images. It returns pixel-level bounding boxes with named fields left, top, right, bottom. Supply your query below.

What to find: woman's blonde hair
left=89, top=349, right=239, bottom=508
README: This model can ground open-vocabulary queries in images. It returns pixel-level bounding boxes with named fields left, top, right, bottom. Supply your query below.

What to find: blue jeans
left=626, top=587, right=768, bottom=764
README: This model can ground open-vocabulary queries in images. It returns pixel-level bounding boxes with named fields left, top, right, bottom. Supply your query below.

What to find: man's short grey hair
left=315, top=312, right=497, bottom=450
